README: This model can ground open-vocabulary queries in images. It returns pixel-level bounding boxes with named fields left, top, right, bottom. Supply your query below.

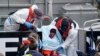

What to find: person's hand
left=56, top=46, right=64, bottom=54
left=23, top=22, right=33, bottom=29
left=23, top=22, right=37, bottom=31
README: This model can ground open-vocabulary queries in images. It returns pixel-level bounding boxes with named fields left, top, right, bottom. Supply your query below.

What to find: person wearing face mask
left=51, top=16, right=79, bottom=56
left=4, top=4, right=43, bottom=32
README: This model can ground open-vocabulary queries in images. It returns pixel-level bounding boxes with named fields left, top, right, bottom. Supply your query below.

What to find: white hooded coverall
left=37, top=25, right=63, bottom=50
left=4, top=5, right=39, bottom=31
left=51, top=17, right=79, bottom=56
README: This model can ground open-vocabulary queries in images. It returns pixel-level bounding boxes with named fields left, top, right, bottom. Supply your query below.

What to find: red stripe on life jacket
left=26, top=7, right=35, bottom=22
left=55, top=17, right=63, bottom=29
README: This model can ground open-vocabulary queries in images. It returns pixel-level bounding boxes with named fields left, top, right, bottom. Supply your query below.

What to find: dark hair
left=60, top=16, right=76, bottom=31
left=60, top=18, right=71, bottom=31
left=29, top=43, right=37, bottom=50
left=28, top=32, right=38, bottom=40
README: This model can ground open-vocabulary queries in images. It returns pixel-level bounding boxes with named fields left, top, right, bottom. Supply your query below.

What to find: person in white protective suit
left=51, top=16, right=79, bottom=56
left=4, top=4, right=43, bottom=31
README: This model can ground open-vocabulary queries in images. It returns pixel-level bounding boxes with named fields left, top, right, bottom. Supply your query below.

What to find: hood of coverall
left=31, top=4, right=38, bottom=11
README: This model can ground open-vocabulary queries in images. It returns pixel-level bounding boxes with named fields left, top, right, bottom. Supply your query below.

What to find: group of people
left=4, top=4, right=79, bottom=56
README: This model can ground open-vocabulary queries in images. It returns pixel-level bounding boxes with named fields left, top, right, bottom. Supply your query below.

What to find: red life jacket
left=55, top=17, right=71, bottom=40
left=26, top=7, right=35, bottom=22
left=55, top=17, right=63, bottom=29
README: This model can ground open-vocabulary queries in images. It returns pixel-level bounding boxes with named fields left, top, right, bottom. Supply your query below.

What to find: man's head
left=61, top=18, right=69, bottom=32
left=28, top=32, right=39, bottom=43
left=60, top=17, right=71, bottom=32
left=28, top=32, right=39, bottom=50
left=49, top=28, right=56, bottom=38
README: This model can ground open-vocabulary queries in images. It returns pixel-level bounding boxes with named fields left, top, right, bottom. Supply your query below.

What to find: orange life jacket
left=42, top=50, right=59, bottom=56
left=26, top=7, right=35, bottom=22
